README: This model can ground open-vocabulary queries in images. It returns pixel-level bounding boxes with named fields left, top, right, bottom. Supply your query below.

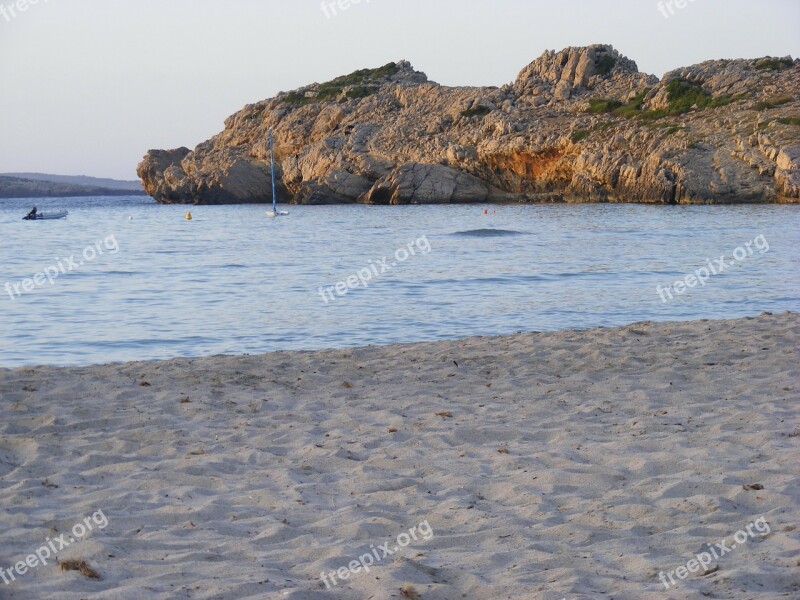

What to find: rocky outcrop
left=138, top=46, right=800, bottom=205
left=361, top=164, right=495, bottom=204
left=514, top=45, right=651, bottom=103
left=136, top=146, right=278, bottom=204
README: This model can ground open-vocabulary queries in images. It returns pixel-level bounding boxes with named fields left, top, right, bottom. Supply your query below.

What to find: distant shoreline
left=0, top=191, right=148, bottom=199
left=143, top=194, right=800, bottom=206
left=0, top=174, right=146, bottom=199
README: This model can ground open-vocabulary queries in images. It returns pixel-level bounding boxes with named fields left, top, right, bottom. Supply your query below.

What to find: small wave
left=452, top=229, right=526, bottom=237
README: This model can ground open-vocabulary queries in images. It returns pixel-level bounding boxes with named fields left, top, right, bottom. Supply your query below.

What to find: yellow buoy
left=186, top=212, right=192, bottom=221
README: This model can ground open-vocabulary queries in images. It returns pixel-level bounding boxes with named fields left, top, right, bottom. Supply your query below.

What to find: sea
left=1, top=196, right=798, bottom=367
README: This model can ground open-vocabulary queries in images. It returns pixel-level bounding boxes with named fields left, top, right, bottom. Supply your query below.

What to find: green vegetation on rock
left=586, top=89, right=647, bottom=117
left=461, top=106, right=492, bottom=118
left=613, top=89, right=651, bottom=118
left=587, top=99, right=623, bottom=114
left=662, top=80, right=744, bottom=115
left=664, top=80, right=706, bottom=112
left=285, top=62, right=399, bottom=105
left=346, top=85, right=379, bottom=99
left=755, top=58, right=794, bottom=71
left=588, top=82, right=745, bottom=123
left=585, top=89, right=654, bottom=123
left=664, top=79, right=717, bottom=114
left=595, top=55, right=617, bottom=76
left=246, top=107, right=265, bottom=121
left=778, top=116, right=800, bottom=126
left=591, top=121, right=616, bottom=133
left=284, top=91, right=312, bottom=105
left=330, top=62, right=400, bottom=85
left=754, top=95, right=793, bottom=110
left=571, top=129, right=589, bottom=143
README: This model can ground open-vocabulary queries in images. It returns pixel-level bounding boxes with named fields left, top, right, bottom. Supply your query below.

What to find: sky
left=0, top=0, right=798, bottom=180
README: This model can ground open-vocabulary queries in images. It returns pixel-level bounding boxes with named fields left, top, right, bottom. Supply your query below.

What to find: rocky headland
left=138, top=45, right=800, bottom=205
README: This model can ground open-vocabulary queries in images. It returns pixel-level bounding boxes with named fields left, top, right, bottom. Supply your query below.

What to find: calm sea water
left=0, top=197, right=798, bottom=367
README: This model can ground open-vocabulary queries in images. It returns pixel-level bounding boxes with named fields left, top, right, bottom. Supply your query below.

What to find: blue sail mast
left=269, top=130, right=277, bottom=213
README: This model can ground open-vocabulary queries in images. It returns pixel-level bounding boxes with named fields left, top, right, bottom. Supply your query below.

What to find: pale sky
left=0, top=0, right=798, bottom=180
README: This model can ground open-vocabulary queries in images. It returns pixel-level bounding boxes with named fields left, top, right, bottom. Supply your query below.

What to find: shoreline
left=142, top=195, right=800, bottom=206
left=1, top=313, right=798, bottom=598
left=5, top=195, right=800, bottom=205
left=1, top=312, right=794, bottom=372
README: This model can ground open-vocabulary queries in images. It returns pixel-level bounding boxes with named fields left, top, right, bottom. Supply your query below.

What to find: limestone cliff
left=138, top=45, right=800, bottom=205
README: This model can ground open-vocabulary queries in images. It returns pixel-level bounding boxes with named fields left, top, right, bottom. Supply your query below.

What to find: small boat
left=23, top=210, right=68, bottom=221
left=266, top=130, right=289, bottom=218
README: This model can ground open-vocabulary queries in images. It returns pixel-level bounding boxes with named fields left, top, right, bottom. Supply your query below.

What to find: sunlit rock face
left=138, top=48, right=800, bottom=205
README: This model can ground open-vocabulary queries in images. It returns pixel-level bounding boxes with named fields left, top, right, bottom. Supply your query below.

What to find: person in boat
left=26, top=206, right=38, bottom=219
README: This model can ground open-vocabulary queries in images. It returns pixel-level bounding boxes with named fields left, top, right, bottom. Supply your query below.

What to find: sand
left=0, top=313, right=798, bottom=600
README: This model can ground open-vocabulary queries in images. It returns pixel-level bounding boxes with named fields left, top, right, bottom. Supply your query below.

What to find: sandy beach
left=0, top=313, right=798, bottom=600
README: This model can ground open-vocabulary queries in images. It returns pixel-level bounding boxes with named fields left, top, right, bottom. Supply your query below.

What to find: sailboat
left=266, top=130, right=289, bottom=218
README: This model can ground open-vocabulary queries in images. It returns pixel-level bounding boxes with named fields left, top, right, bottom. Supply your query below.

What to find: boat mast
left=269, top=130, right=277, bottom=212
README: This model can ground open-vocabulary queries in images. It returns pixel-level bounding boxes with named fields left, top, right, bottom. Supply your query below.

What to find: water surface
left=1, top=197, right=797, bottom=367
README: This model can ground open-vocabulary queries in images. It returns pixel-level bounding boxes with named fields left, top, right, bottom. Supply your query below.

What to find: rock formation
left=138, top=46, right=800, bottom=204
